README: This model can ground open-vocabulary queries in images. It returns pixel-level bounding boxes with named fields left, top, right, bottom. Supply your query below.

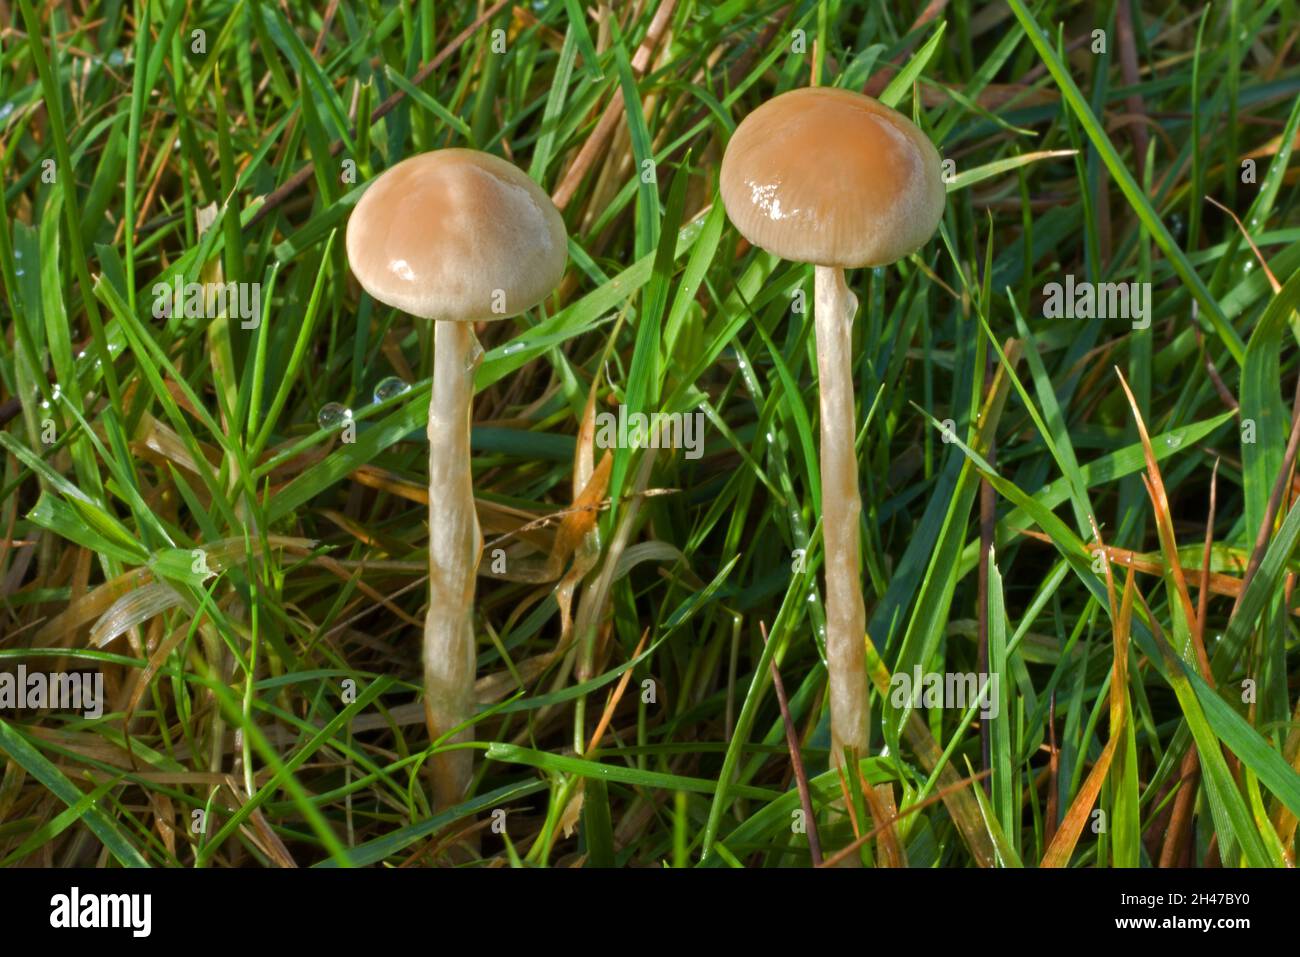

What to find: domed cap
left=346, top=148, right=567, bottom=321
left=720, top=87, right=945, bottom=268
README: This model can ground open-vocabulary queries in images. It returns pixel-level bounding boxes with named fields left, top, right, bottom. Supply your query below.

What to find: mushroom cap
left=346, top=148, right=567, bottom=321
left=720, top=87, right=945, bottom=268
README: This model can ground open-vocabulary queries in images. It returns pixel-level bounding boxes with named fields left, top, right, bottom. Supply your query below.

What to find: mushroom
left=720, top=87, right=945, bottom=770
left=347, top=148, right=567, bottom=806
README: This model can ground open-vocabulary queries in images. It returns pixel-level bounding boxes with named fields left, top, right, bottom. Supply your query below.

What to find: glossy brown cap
left=720, top=87, right=945, bottom=268
left=346, top=149, right=567, bottom=321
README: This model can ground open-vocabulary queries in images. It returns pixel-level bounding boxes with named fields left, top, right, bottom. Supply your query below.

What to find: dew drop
left=1164, top=434, right=1182, bottom=449
left=372, top=375, right=410, bottom=404
left=318, top=402, right=353, bottom=431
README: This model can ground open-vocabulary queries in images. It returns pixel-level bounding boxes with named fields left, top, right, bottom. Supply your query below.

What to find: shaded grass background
left=0, top=0, right=1299, bottom=867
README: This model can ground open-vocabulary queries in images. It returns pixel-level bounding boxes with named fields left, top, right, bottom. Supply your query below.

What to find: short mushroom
left=347, top=148, right=567, bottom=806
left=720, top=87, right=945, bottom=770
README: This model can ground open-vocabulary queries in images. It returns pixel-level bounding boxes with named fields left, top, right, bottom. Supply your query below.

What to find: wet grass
left=1, top=0, right=1299, bottom=867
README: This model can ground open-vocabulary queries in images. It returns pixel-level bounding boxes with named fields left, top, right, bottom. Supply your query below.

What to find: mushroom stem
left=424, top=318, right=483, bottom=807
left=813, top=265, right=868, bottom=770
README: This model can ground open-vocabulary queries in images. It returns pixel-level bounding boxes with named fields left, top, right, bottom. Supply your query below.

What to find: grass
left=1, top=0, right=1299, bottom=868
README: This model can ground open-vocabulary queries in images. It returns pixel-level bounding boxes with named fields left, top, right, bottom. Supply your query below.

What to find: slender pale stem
left=813, top=265, right=868, bottom=770
left=424, top=319, right=483, bottom=807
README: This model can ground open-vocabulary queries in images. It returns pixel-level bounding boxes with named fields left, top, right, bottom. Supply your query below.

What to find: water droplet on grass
left=372, top=376, right=409, bottom=403
left=318, top=403, right=352, bottom=431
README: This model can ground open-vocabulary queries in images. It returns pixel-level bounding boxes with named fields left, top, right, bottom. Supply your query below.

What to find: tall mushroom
left=720, top=87, right=945, bottom=770
left=346, top=148, right=568, bottom=806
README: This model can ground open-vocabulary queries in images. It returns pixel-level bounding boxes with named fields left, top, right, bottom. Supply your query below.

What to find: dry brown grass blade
left=349, top=464, right=561, bottom=559
left=1193, top=459, right=1220, bottom=684
left=538, top=452, right=612, bottom=580
left=34, top=536, right=312, bottom=649
left=131, top=410, right=221, bottom=476
left=1040, top=566, right=1134, bottom=867
left=1087, top=512, right=1121, bottom=623
left=320, top=509, right=385, bottom=549
left=349, top=455, right=616, bottom=588
left=1115, top=367, right=1201, bottom=646
left=555, top=371, right=607, bottom=643
left=144, top=791, right=177, bottom=858
left=32, top=566, right=152, bottom=644
left=1204, top=195, right=1282, bottom=293
left=1040, top=736, right=1120, bottom=868
left=762, top=620, right=823, bottom=866
left=121, top=621, right=194, bottom=757
left=311, top=557, right=421, bottom=630
left=818, top=769, right=992, bottom=868
left=482, top=380, right=614, bottom=713
left=860, top=771, right=905, bottom=867
left=551, top=0, right=677, bottom=209
left=1161, top=748, right=1201, bottom=866
left=223, top=775, right=298, bottom=868
left=834, top=763, right=863, bottom=843
left=1058, top=535, right=1279, bottom=608
left=1243, top=124, right=1300, bottom=160
left=350, top=462, right=546, bottom=529
left=1111, top=568, right=1135, bottom=734
left=584, top=627, right=648, bottom=755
